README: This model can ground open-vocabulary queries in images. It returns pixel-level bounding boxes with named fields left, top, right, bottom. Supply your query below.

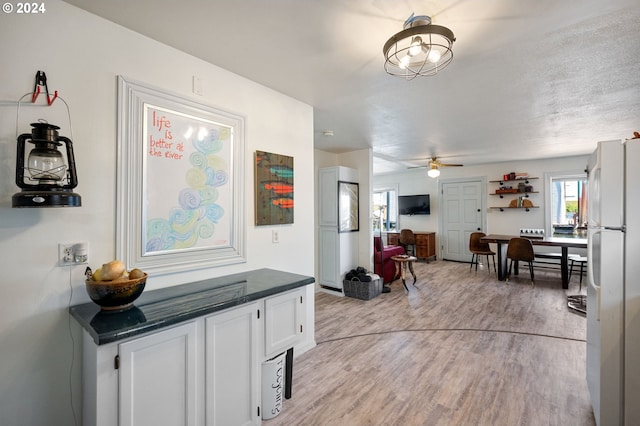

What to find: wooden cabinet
left=489, top=176, right=539, bottom=211
left=387, top=232, right=436, bottom=261
left=415, top=233, right=436, bottom=260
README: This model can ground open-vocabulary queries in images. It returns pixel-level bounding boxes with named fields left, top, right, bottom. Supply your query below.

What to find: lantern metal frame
left=383, top=14, right=456, bottom=80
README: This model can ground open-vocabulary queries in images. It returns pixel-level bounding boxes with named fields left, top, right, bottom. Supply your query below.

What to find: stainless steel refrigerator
left=586, top=137, right=640, bottom=425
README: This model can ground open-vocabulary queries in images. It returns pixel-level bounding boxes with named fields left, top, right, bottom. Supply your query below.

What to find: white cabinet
left=82, top=321, right=203, bottom=426
left=119, top=321, right=201, bottom=426
left=81, top=286, right=311, bottom=426
left=318, top=166, right=359, bottom=292
left=205, top=303, right=259, bottom=426
left=264, top=287, right=305, bottom=358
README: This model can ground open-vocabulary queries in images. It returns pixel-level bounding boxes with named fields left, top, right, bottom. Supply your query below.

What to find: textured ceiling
left=63, top=0, right=640, bottom=174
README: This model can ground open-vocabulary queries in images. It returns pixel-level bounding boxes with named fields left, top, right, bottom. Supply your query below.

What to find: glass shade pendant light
left=383, top=14, right=455, bottom=80
left=427, top=166, right=440, bottom=178
left=13, top=121, right=81, bottom=207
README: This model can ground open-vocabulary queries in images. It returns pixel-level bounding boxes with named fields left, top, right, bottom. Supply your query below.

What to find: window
left=373, top=188, right=398, bottom=233
left=545, top=172, right=588, bottom=238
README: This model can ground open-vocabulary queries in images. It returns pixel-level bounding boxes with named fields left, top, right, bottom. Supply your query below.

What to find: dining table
left=480, top=234, right=588, bottom=289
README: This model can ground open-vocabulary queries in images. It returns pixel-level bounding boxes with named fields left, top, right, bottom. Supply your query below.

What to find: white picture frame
left=116, top=76, right=246, bottom=275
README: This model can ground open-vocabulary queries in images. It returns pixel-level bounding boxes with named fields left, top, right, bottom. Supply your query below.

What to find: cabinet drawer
left=415, top=234, right=429, bottom=245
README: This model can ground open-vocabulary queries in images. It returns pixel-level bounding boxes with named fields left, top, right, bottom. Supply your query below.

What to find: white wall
left=0, top=2, right=314, bottom=425
left=374, top=155, right=590, bottom=255
left=374, top=168, right=440, bottom=233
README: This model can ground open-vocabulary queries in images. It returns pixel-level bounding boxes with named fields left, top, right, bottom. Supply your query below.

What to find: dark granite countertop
left=70, top=268, right=315, bottom=345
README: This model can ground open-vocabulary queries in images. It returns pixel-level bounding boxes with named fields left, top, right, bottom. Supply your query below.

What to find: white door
left=440, top=179, right=484, bottom=262
left=205, top=303, right=259, bottom=426
left=119, top=321, right=201, bottom=426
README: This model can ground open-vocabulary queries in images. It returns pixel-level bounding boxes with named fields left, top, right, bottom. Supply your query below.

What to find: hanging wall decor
left=116, top=76, right=246, bottom=275
left=254, top=150, right=294, bottom=225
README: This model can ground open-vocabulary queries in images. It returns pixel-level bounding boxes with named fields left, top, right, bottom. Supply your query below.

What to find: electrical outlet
left=58, top=242, right=89, bottom=266
left=272, top=230, right=279, bottom=243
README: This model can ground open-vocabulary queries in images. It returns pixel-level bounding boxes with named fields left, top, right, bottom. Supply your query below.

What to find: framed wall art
left=338, top=181, right=359, bottom=233
left=116, top=76, right=246, bottom=275
left=254, top=150, right=294, bottom=225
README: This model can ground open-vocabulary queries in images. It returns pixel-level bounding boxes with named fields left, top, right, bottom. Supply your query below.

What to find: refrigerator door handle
left=587, top=233, right=601, bottom=321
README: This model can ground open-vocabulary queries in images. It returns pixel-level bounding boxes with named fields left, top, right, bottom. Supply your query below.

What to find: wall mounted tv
left=398, top=194, right=430, bottom=215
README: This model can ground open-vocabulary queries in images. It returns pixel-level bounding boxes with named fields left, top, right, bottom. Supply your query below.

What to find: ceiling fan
left=409, top=157, right=464, bottom=178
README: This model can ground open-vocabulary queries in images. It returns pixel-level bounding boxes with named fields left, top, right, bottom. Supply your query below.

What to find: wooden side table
left=390, top=255, right=418, bottom=291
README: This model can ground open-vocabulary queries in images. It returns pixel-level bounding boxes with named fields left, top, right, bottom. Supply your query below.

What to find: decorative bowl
left=85, top=274, right=147, bottom=311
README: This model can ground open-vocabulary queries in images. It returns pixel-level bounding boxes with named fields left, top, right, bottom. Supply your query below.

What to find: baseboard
left=318, top=285, right=344, bottom=297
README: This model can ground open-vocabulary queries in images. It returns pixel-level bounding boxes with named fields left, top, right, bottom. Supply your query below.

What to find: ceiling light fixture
left=427, top=166, right=440, bottom=178
left=383, top=13, right=455, bottom=80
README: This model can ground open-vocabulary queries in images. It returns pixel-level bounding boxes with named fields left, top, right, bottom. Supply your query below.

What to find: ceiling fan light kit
left=408, top=156, right=464, bottom=178
left=427, top=166, right=441, bottom=178
left=383, top=14, right=455, bottom=80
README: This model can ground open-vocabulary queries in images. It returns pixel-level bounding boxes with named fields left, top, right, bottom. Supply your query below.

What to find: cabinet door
left=119, top=321, right=201, bottom=426
left=205, top=303, right=259, bottom=426
left=318, top=227, right=339, bottom=287
left=264, top=288, right=305, bottom=358
left=318, top=167, right=338, bottom=226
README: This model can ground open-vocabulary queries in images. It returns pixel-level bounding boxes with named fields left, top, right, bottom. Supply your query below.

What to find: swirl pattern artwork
left=144, top=106, right=232, bottom=253
left=254, top=150, right=294, bottom=225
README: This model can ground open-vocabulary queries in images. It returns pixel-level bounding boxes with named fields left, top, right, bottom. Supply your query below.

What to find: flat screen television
left=398, top=194, right=430, bottom=215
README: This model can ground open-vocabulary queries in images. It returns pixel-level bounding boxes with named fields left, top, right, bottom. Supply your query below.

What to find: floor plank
left=268, top=260, right=594, bottom=425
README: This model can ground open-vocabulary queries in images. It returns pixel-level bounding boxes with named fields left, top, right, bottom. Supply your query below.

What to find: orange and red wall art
left=254, top=150, right=294, bottom=225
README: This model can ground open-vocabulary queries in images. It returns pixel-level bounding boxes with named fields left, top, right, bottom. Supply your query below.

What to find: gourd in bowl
left=85, top=260, right=147, bottom=311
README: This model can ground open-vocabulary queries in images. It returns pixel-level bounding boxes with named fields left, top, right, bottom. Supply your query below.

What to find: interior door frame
left=437, top=177, right=487, bottom=261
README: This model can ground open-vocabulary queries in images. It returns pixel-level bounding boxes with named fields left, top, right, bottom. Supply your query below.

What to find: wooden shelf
left=489, top=174, right=538, bottom=211
left=489, top=177, right=539, bottom=184
left=490, top=191, right=538, bottom=198
left=490, top=206, right=539, bottom=212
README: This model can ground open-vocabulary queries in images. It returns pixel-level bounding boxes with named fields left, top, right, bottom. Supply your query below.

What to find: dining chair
left=399, top=229, right=416, bottom=257
left=469, top=232, right=496, bottom=274
left=506, top=237, right=535, bottom=286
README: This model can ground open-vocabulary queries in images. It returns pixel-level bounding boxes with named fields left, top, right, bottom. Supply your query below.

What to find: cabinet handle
left=114, top=355, right=120, bottom=370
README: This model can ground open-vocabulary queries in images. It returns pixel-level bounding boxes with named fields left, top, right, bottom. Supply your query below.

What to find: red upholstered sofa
left=373, top=236, right=405, bottom=284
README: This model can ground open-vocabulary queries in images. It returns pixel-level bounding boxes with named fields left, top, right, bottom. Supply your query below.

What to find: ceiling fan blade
left=439, top=163, right=464, bottom=167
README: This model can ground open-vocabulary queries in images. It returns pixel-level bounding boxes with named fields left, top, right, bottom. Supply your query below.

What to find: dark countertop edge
left=70, top=268, right=315, bottom=346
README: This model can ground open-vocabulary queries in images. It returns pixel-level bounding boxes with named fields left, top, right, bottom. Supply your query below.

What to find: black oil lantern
left=13, top=121, right=81, bottom=207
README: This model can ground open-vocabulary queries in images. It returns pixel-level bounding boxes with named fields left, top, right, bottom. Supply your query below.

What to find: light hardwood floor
left=268, top=260, right=595, bottom=425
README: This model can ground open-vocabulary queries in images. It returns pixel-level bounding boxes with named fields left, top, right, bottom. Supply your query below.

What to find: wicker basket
left=343, top=274, right=382, bottom=300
